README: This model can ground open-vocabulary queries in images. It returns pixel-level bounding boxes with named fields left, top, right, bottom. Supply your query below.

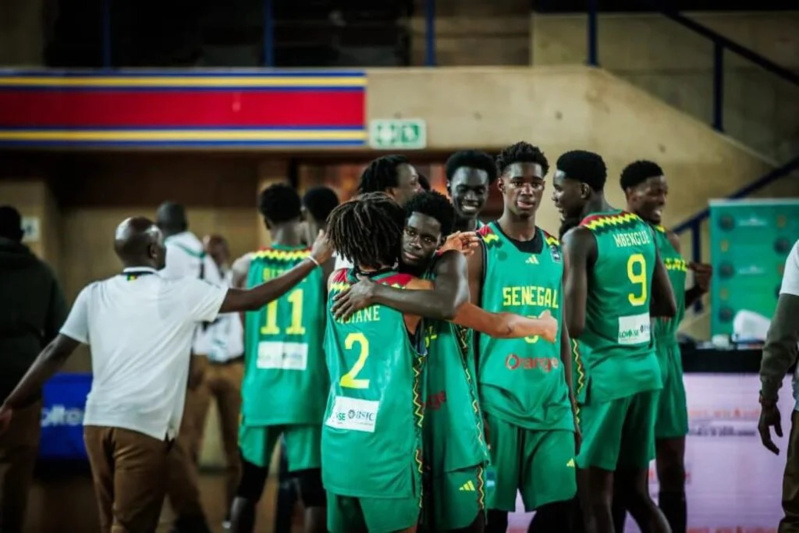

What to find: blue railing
left=586, top=3, right=799, bottom=132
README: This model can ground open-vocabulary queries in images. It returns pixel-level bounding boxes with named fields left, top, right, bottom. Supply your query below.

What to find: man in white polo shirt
left=0, top=216, right=331, bottom=533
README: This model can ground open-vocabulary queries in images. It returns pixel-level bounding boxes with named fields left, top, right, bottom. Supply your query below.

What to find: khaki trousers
left=84, top=426, right=170, bottom=533
left=0, top=400, right=41, bottom=533
left=167, top=355, right=243, bottom=518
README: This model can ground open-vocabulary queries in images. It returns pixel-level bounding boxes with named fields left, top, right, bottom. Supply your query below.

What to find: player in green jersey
left=330, top=191, right=558, bottom=533
left=228, top=184, right=335, bottom=533
left=463, top=142, right=580, bottom=533
left=446, top=150, right=498, bottom=232
left=611, top=160, right=712, bottom=533
left=324, top=192, right=559, bottom=533
left=323, top=193, right=430, bottom=533
left=554, top=150, right=677, bottom=533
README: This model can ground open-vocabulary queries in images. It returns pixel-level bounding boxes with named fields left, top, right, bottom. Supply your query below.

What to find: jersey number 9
left=627, top=254, right=647, bottom=306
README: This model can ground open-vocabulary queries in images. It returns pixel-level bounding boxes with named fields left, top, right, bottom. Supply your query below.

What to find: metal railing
left=671, top=156, right=799, bottom=311
left=586, top=1, right=799, bottom=132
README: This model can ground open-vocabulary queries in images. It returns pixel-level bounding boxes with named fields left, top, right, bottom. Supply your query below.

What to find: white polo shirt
left=206, top=270, right=244, bottom=363
left=60, top=267, right=228, bottom=440
left=160, top=231, right=223, bottom=356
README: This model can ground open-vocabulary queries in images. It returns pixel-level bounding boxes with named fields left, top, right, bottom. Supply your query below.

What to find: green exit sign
left=369, top=119, right=427, bottom=150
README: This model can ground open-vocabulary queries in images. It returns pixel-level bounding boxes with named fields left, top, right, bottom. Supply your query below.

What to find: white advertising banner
left=507, top=373, right=792, bottom=533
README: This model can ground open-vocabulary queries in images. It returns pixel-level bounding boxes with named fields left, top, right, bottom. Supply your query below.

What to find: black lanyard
left=119, top=270, right=156, bottom=281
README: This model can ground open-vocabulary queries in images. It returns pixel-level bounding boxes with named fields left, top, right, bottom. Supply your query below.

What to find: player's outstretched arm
left=451, top=305, right=558, bottom=342
left=220, top=230, right=333, bottom=313
left=331, top=250, right=469, bottom=321
left=650, top=247, right=677, bottom=318
left=562, top=227, right=595, bottom=338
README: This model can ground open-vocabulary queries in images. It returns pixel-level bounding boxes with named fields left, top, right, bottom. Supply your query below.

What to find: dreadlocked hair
left=327, top=192, right=405, bottom=270
left=357, top=155, right=409, bottom=194
left=496, top=141, right=550, bottom=177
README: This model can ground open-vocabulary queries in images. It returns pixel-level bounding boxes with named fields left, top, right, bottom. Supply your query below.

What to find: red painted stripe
left=0, top=90, right=364, bottom=128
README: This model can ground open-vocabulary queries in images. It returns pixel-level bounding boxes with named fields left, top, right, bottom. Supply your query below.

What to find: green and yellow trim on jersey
left=252, top=247, right=311, bottom=262
left=580, top=211, right=642, bottom=234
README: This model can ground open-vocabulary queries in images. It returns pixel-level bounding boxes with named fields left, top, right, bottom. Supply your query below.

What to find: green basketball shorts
left=654, top=341, right=689, bottom=439
left=327, top=490, right=421, bottom=533
left=576, top=389, right=660, bottom=471
left=238, top=423, right=321, bottom=471
left=425, top=463, right=486, bottom=530
left=485, top=413, right=576, bottom=512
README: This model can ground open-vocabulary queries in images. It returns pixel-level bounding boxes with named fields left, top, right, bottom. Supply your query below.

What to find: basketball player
left=466, top=141, right=580, bottom=533
left=228, top=184, right=333, bottom=533
left=323, top=193, right=558, bottom=533
left=553, top=150, right=676, bottom=533
left=615, top=160, right=712, bottom=533
left=334, top=155, right=424, bottom=270
left=332, top=190, right=561, bottom=532
left=445, top=150, right=497, bottom=232
left=301, top=186, right=340, bottom=245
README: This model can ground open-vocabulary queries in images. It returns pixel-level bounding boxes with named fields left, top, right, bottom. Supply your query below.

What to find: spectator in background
left=156, top=201, right=221, bottom=533
left=0, top=205, right=67, bottom=533
left=301, top=186, right=341, bottom=245
left=758, top=238, right=799, bottom=532
left=200, top=234, right=245, bottom=529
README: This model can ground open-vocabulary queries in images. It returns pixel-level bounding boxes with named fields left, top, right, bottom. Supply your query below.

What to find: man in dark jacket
left=0, top=205, right=67, bottom=532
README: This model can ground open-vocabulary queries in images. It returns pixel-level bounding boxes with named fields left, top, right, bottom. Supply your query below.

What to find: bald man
left=0, top=217, right=332, bottom=533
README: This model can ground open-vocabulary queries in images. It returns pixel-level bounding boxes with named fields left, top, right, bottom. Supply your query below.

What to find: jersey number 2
left=627, top=254, right=647, bottom=306
left=340, top=333, right=370, bottom=389
left=260, top=289, right=306, bottom=335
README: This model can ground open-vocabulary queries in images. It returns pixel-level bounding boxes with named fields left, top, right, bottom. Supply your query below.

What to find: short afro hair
left=357, top=155, right=410, bottom=195
left=418, top=173, right=431, bottom=191
left=556, top=150, right=607, bottom=192
left=404, top=190, right=455, bottom=237
left=302, top=186, right=340, bottom=223
left=257, top=183, right=301, bottom=223
left=327, top=192, right=405, bottom=269
left=496, top=142, right=550, bottom=177
left=620, top=160, right=664, bottom=190
left=445, top=150, right=498, bottom=184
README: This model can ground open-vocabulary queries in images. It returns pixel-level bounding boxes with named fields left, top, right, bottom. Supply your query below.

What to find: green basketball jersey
left=242, top=245, right=327, bottom=426
left=475, top=222, right=573, bottom=431
left=322, top=269, right=425, bottom=498
left=422, top=263, right=488, bottom=473
left=578, top=210, right=663, bottom=403
left=652, top=225, right=687, bottom=345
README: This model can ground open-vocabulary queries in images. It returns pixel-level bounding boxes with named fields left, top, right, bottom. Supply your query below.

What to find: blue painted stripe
left=0, top=125, right=366, bottom=131
left=0, top=139, right=367, bottom=147
left=0, top=85, right=364, bottom=92
left=0, top=70, right=366, bottom=78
